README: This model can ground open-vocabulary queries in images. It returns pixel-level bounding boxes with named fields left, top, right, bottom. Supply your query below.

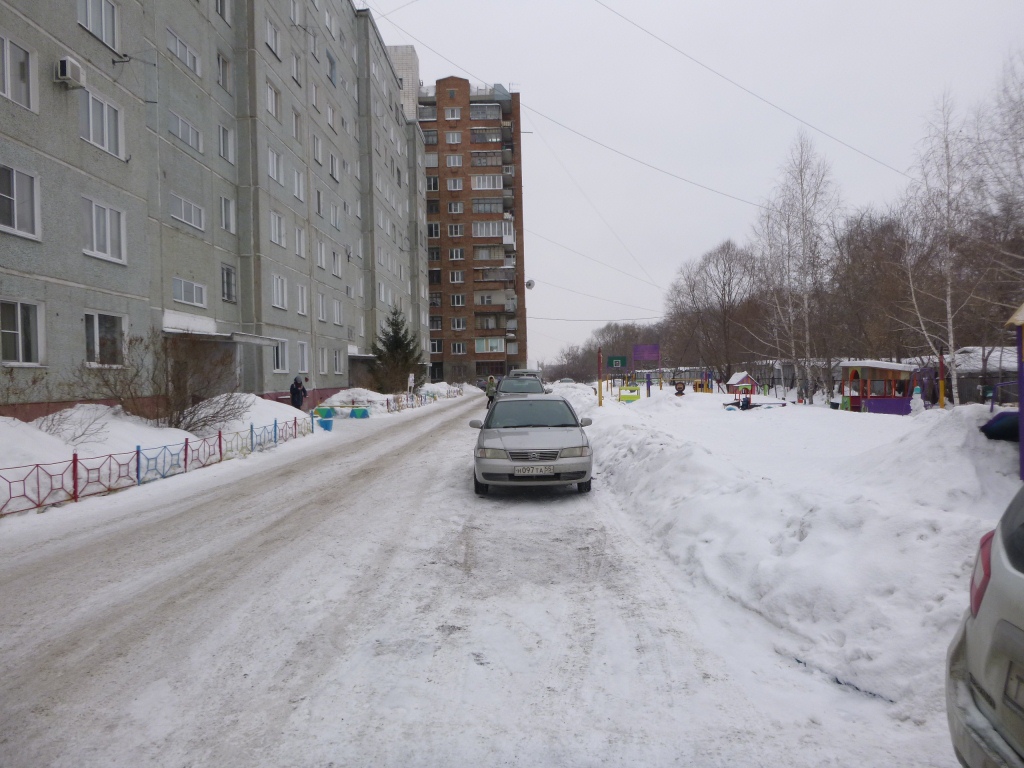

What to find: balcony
left=504, top=301, right=517, bottom=313
left=480, top=266, right=516, bottom=282
left=502, top=218, right=516, bottom=248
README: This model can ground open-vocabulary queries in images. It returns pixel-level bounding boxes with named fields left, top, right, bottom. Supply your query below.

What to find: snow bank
left=574, top=387, right=1019, bottom=724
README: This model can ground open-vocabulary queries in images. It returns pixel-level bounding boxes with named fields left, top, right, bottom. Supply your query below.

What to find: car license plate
left=514, top=465, right=554, bottom=476
left=1005, top=661, right=1024, bottom=715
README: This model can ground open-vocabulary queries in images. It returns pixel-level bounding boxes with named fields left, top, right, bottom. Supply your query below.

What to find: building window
left=295, top=227, right=306, bottom=257
left=269, top=211, right=286, bottom=246
left=268, top=147, right=282, bottom=182
left=472, top=221, right=502, bottom=237
left=315, top=189, right=323, bottom=216
left=476, top=337, right=505, bottom=353
left=267, top=81, right=280, bottom=118
left=450, top=270, right=464, bottom=284
left=428, top=269, right=441, bottom=285
left=169, top=193, right=204, bottom=230
left=451, top=317, right=466, bottom=331
left=449, top=248, right=464, bottom=260
left=81, top=197, right=124, bottom=262
left=172, top=277, right=206, bottom=307
left=326, top=50, right=337, bottom=85
left=327, top=104, right=335, bottom=131
left=221, top=263, right=237, bottom=302
left=78, top=0, right=119, bottom=49
left=331, top=203, right=340, bottom=230
left=219, top=196, right=236, bottom=233
left=429, top=339, right=441, bottom=353
left=293, top=169, right=305, bottom=200
left=333, top=348, right=344, bottom=373
left=471, top=174, right=502, bottom=190
left=317, top=292, right=327, bottom=321
left=272, top=274, right=287, bottom=308
left=471, top=150, right=502, bottom=167
left=266, top=19, right=280, bottom=57
left=444, top=107, right=461, bottom=120
left=452, top=341, right=466, bottom=355
left=272, top=339, right=288, bottom=372
left=167, top=28, right=200, bottom=74
left=332, top=250, right=342, bottom=275
left=427, top=222, right=440, bottom=239
left=470, top=127, right=502, bottom=144
left=83, top=311, right=123, bottom=366
left=448, top=202, right=464, bottom=215
left=446, top=154, right=463, bottom=168
left=168, top=111, right=202, bottom=152
left=313, top=134, right=322, bottom=163
left=218, top=125, right=235, bottom=163
left=0, top=164, right=37, bottom=238
left=297, top=283, right=308, bottom=315
left=0, top=35, right=32, bottom=109
left=318, top=346, right=328, bottom=375
left=473, top=198, right=503, bottom=214
left=217, top=53, right=232, bottom=92
left=424, top=153, right=438, bottom=168
left=291, top=53, right=301, bottom=83
left=316, top=240, right=326, bottom=269
left=422, top=130, right=437, bottom=146
left=474, top=246, right=500, bottom=260
left=428, top=247, right=440, bottom=262
left=215, top=0, right=230, bottom=24
left=0, top=300, right=41, bottom=363
left=447, top=178, right=463, bottom=191
left=426, top=176, right=439, bottom=192
left=451, top=294, right=465, bottom=307
left=448, top=224, right=464, bottom=237
left=429, top=316, right=442, bottom=330
left=289, top=0, right=301, bottom=24
left=329, top=153, right=339, bottom=180
left=79, top=90, right=121, bottom=156
left=292, top=110, right=301, bottom=140
left=445, top=131, right=461, bottom=144
left=333, top=298, right=342, bottom=325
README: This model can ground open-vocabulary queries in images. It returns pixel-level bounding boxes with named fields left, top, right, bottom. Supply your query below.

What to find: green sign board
left=607, top=356, right=628, bottom=369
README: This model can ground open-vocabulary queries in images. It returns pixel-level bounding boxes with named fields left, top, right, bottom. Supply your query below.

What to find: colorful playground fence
left=0, top=415, right=314, bottom=518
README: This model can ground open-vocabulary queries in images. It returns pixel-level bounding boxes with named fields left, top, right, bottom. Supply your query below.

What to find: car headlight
left=559, top=446, right=593, bottom=458
left=475, top=448, right=508, bottom=459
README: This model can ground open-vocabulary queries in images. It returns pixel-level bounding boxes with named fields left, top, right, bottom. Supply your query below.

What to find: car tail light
left=970, top=530, right=996, bottom=618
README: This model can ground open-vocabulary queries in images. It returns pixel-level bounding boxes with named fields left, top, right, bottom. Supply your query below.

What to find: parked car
left=508, top=368, right=543, bottom=380
left=946, top=484, right=1024, bottom=767
left=559, top=378, right=575, bottom=384
left=469, top=395, right=593, bottom=495
left=492, top=375, right=546, bottom=405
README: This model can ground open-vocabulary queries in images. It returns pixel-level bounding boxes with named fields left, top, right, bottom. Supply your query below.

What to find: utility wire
left=591, top=0, right=912, bottom=180
left=526, top=230, right=662, bottom=290
left=367, top=10, right=766, bottom=210
left=536, top=279, right=659, bottom=312
left=529, top=316, right=662, bottom=322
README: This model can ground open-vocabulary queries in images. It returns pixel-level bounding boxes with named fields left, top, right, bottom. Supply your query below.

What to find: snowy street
left=0, top=386, right=1016, bottom=766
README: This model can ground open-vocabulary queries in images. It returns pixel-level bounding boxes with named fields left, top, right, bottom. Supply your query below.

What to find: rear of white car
left=947, top=486, right=1024, bottom=767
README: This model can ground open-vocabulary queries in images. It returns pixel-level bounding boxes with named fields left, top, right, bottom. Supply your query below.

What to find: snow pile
left=322, top=387, right=393, bottom=416
left=212, top=394, right=312, bottom=437
left=574, top=387, right=1019, bottom=723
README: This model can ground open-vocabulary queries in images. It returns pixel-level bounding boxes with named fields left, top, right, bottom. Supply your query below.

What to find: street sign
left=607, top=356, right=627, bottom=369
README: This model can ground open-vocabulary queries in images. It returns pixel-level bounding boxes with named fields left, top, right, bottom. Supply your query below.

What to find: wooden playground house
left=839, top=360, right=917, bottom=414
left=725, top=371, right=759, bottom=395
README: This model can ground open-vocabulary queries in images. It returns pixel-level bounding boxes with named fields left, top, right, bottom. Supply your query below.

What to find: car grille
left=507, top=450, right=560, bottom=462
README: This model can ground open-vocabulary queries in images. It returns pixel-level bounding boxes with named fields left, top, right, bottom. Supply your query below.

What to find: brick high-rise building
left=415, top=77, right=527, bottom=383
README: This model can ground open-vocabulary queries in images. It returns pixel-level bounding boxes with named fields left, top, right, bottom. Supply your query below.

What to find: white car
left=470, top=395, right=593, bottom=495
left=946, top=485, right=1024, bottom=767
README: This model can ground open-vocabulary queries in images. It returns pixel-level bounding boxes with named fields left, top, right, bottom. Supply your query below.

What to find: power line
left=367, top=10, right=767, bottom=210
left=529, top=316, right=662, bottom=322
left=591, top=0, right=912, bottom=180
left=536, top=279, right=659, bottom=312
left=527, top=230, right=663, bottom=290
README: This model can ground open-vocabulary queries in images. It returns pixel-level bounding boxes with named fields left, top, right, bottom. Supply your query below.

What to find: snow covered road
left=0, top=389, right=981, bottom=766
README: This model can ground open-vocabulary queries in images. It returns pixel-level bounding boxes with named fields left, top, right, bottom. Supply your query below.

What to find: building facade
left=0, top=0, right=427, bottom=415
left=414, top=77, right=527, bottom=383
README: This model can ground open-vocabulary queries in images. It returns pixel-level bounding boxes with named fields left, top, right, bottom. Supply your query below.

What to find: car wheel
left=577, top=480, right=592, bottom=493
left=474, top=476, right=489, bottom=495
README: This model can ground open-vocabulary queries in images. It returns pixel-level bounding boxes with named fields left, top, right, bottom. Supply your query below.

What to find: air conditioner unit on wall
left=55, top=56, right=87, bottom=89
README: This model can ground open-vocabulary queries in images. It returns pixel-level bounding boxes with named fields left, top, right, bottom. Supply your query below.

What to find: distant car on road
left=469, top=394, right=593, bottom=495
left=508, top=368, right=543, bottom=380
left=492, top=375, right=545, bottom=405
left=558, top=378, right=575, bottom=384
left=946, top=485, right=1024, bottom=767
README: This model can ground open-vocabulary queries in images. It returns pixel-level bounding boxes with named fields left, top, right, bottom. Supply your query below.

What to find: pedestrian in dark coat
left=290, top=376, right=308, bottom=409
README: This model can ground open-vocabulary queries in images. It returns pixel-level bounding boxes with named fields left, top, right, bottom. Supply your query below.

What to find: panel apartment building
left=0, top=0, right=428, bottom=415
left=415, top=77, right=527, bottom=383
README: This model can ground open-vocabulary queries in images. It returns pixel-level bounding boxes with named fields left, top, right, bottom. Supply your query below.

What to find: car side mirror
left=580, top=417, right=592, bottom=427
left=469, top=419, right=483, bottom=429
left=544, top=388, right=553, bottom=393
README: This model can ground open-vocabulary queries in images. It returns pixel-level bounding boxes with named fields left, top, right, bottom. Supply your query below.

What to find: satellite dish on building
left=525, top=279, right=535, bottom=290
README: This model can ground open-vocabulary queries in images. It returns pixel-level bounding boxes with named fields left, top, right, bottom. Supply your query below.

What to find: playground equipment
left=618, top=385, right=641, bottom=403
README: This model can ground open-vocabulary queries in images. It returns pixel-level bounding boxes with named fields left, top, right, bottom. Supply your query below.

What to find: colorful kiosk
left=839, top=360, right=917, bottom=415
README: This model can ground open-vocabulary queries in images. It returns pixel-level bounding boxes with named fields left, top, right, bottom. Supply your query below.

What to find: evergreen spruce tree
left=369, top=306, right=424, bottom=393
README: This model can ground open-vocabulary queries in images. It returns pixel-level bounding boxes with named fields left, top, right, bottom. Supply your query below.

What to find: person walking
left=485, top=375, right=497, bottom=408
left=290, top=376, right=308, bottom=410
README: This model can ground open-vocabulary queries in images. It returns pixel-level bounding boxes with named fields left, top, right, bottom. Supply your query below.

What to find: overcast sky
left=364, top=0, right=1024, bottom=367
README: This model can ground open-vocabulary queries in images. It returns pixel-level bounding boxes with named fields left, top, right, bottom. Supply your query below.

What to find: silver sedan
left=469, top=395, right=593, bottom=495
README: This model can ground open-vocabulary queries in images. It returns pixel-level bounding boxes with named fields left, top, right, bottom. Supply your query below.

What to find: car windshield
left=497, top=378, right=544, bottom=393
left=486, top=399, right=578, bottom=429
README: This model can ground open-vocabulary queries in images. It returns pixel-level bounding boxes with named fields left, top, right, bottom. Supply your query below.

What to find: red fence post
left=184, top=438, right=189, bottom=472
left=218, top=431, right=223, bottom=462
left=72, top=453, right=79, bottom=502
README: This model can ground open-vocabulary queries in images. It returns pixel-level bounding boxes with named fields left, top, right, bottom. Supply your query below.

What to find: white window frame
left=449, top=248, right=464, bottom=260
left=172, top=276, right=206, bottom=307
left=450, top=270, right=464, bottom=284
left=318, top=346, right=328, bottom=375
left=424, top=153, right=438, bottom=168
left=444, top=107, right=461, bottom=120
left=216, top=53, right=232, bottom=92
left=78, top=0, right=118, bottom=50
left=219, top=196, right=236, bottom=233
left=0, top=164, right=40, bottom=239
left=215, top=0, right=230, bottom=24
left=221, top=263, right=237, bottom=303
left=316, top=240, right=326, bottom=269
left=451, top=317, right=466, bottom=331
left=295, top=227, right=306, bottom=258
left=272, top=274, right=288, bottom=309
left=293, top=169, right=305, bottom=200
left=167, top=28, right=200, bottom=75
left=218, top=124, right=235, bottom=163
left=0, top=299, right=43, bottom=364
left=0, top=35, right=34, bottom=110
left=429, top=339, right=442, bottom=354
left=447, top=178, right=463, bottom=191
left=472, top=220, right=502, bottom=238
left=297, top=283, right=308, bottom=315
left=81, top=196, right=125, bottom=263
left=80, top=89, right=122, bottom=157
left=332, top=298, right=343, bottom=325
left=268, top=147, right=283, bottom=183
left=266, top=19, right=280, bottom=57
left=269, top=210, right=286, bottom=246
left=267, top=80, right=281, bottom=119
left=333, top=348, right=344, bottom=374
left=83, top=310, right=125, bottom=367
left=297, top=341, right=309, bottom=373
left=168, top=111, right=202, bottom=152
left=169, top=193, right=204, bottom=230
left=452, top=341, right=466, bottom=355
left=272, top=339, right=288, bottom=372
left=451, top=294, right=465, bottom=307
left=317, top=292, right=327, bottom=321
left=448, top=223, right=464, bottom=237
left=446, top=154, right=462, bottom=168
